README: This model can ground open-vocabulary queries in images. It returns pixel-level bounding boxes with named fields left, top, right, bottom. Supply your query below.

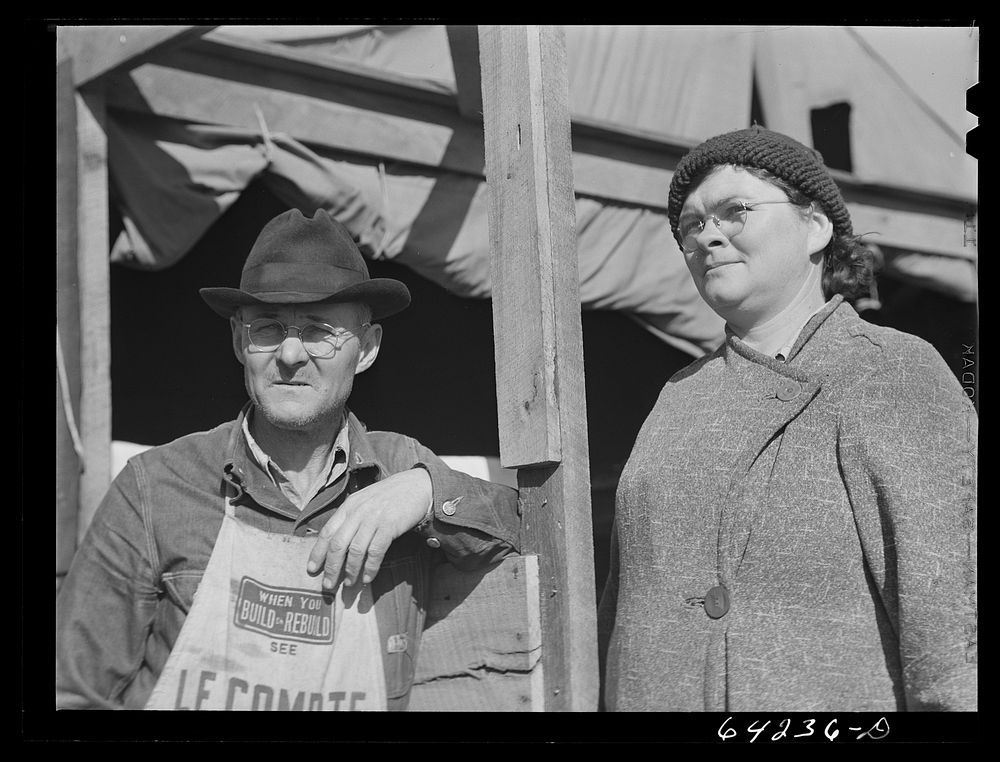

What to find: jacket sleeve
left=838, top=337, right=977, bottom=711
left=379, top=436, right=521, bottom=570
left=56, top=462, right=160, bottom=709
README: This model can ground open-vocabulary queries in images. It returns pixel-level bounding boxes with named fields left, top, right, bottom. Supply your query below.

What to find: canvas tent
left=55, top=24, right=977, bottom=712
left=105, top=24, right=977, bottom=338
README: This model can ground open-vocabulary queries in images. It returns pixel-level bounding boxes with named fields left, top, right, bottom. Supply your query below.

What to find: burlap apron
left=145, top=496, right=387, bottom=711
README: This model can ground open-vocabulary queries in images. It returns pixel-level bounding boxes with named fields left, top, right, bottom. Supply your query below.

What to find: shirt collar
left=222, top=404, right=387, bottom=507
left=241, top=408, right=351, bottom=493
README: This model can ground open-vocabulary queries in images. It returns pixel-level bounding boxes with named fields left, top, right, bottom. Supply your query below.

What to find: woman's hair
left=696, top=164, right=876, bottom=303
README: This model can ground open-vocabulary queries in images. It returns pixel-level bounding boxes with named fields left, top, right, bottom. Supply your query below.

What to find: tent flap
left=106, top=21, right=978, bottom=357
left=107, top=111, right=388, bottom=271
left=107, top=110, right=726, bottom=355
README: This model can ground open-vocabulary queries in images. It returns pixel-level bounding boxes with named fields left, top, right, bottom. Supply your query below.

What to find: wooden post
left=56, top=24, right=214, bottom=548
left=479, top=24, right=598, bottom=711
left=74, top=83, right=112, bottom=543
left=56, top=41, right=82, bottom=587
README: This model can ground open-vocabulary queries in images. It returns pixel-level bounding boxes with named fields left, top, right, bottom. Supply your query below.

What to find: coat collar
left=343, top=410, right=388, bottom=478
left=723, top=294, right=847, bottom=379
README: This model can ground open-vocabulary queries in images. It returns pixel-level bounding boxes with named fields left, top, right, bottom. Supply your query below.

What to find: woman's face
left=677, top=165, right=832, bottom=326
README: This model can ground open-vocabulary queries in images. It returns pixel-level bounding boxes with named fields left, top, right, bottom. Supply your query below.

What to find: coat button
left=442, top=497, right=463, bottom=516
left=776, top=380, right=802, bottom=401
left=425, top=537, right=441, bottom=549
left=704, top=585, right=730, bottom=618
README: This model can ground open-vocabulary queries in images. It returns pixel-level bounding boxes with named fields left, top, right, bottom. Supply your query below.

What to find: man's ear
left=229, top=314, right=246, bottom=366
left=806, top=205, right=834, bottom=257
left=354, top=323, right=382, bottom=375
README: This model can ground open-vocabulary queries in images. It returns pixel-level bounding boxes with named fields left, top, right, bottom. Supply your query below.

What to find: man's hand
left=307, top=468, right=432, bottom=589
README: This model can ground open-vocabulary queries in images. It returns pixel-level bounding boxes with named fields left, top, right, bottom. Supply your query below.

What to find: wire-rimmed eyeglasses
left=243, top=319, right=370, bottom=358
left=677, top=199, right=800, bottom=253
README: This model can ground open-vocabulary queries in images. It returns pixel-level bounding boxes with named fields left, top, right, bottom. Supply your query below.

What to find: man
left=56, top=208, right=521, bottom=711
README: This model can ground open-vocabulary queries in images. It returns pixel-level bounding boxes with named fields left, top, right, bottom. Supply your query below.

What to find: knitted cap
left=667, top=126, right=853, bottom=242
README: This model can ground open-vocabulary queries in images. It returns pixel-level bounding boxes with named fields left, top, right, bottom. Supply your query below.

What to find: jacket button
left=776, top=381, right=802, bottom=401
left=425, top=537, right=441, bottom=549
left=386, top=633, right=408, bottom=653
left=442, top=497, right=463, bottom=516
left=704, top=585, right=730, bottom=619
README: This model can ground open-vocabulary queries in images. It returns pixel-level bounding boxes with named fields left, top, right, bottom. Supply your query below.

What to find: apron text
left=173, top=668, right=370, bottom=711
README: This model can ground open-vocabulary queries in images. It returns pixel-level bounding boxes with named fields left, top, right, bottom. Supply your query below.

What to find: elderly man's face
left=230, top=302, right=380, bottom=435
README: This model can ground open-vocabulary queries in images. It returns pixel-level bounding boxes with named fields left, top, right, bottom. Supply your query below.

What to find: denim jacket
left=56, top=405, right=521, bottom=710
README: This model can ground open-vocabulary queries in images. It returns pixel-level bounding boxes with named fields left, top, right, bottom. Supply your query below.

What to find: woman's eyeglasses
left=677, top=200, right=799, bottom=253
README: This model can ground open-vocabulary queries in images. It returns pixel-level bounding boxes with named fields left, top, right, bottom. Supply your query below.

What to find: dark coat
left=599, top=296, right=977, bottom=711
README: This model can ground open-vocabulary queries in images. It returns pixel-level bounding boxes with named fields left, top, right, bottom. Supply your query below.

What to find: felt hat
left=200, top=208, right=410, bottom=319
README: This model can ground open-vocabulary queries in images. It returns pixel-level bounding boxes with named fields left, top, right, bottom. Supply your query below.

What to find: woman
left=597, top=126, right=977, bottom=711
